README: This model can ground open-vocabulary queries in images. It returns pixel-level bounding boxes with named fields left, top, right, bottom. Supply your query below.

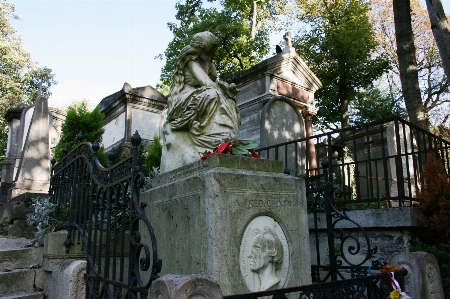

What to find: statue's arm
left=187, top=60, right=216, bottom=87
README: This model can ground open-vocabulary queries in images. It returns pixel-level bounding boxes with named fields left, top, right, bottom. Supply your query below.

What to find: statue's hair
left=169, top=32, right=219, bottom=104
left=253, top=226, right=284, bottom=270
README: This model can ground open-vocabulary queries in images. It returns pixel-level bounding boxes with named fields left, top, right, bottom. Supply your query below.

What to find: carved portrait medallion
left=239, top=216, right=289, bottom=292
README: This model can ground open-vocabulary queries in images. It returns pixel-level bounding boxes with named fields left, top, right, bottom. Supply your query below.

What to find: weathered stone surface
left=390, top=252, right=444, bottom=299
left=99, top=82, right=167, bottom=152
left=142, top=158, right=311, bottom=296
left=154, top=154, right=283, bottom=187
left=229, top=35, right=321, bottom=146
left=260, top=96, right=306, bottom=174
left=0, top=291, right=43, bottom=299
left=148, top=274, right=222, bottom=299
left=10, top=96, right=51, bottom=199
left=0, top=269, right=36, bottom=294
left=43, top=231, right=85, bottom=272
left=0, top=247, right=43, bottom=271
left=308, top=207, right=425, bottom=229
left=7, top=220, right=35, bottom=238
left=44, top=259, right=86, bottom=299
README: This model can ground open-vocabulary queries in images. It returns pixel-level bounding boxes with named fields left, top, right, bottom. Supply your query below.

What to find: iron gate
left=49, top=131, right=161, bottom=299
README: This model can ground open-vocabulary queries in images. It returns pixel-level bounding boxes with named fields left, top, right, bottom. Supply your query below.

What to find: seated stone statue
left=160, top=31, right=240, bottom=173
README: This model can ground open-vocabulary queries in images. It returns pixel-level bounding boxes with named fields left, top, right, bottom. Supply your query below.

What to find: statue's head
left=248, top=226, right=284, bottom=272
left=190, top=31, right=220, bottom=55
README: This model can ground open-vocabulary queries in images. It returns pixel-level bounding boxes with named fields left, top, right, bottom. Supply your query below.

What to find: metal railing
left=257, top=117, right=450, bottom=208
left=224, top=270, right=406, bottom=299
left=49, top=131, right=161, bottom=299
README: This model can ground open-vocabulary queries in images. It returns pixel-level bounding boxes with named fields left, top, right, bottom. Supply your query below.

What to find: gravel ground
left=0, top=236, right=33, bottom=251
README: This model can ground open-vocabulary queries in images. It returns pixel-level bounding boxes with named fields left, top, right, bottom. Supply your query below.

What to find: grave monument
left=160, top=31, right=240, bottom=173
left=228, top=32, right=322, bottom=174
left=142, top=31, right=312, bottom=296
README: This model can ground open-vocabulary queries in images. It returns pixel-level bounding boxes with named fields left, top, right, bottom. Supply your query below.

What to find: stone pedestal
left=142, top=155, right=311, bottom=296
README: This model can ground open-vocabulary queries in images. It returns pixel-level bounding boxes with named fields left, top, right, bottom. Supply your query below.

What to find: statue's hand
left=217, top=81, right=239, bottom=98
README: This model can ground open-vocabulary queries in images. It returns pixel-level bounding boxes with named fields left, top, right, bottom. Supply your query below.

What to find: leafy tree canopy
left=0, top=1, right=57, bottom=160
left=159, top=0, right=296, bottom=86
left=294, top=0, right=391, bottom=130
left=54, top=101, right=105, bottom=163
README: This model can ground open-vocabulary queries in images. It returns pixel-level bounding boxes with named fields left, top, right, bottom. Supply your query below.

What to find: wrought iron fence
left=224, top=269, right=405, bottom=299
left=306, top=161, right=381, bottom=283
left=49, top=131, right=161, bottom=299
left=257, top=116, right=450, bottom=208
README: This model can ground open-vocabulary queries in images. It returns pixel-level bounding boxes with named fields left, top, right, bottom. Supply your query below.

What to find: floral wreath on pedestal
left=201, top=140, right=262, bottom=160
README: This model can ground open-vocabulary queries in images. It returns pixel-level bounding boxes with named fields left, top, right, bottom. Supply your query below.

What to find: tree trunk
left=393, top=0, right=430, bottom=130
left=251, top=0, right=257, bottom=39
left=425, top=0, right=450, bottom=83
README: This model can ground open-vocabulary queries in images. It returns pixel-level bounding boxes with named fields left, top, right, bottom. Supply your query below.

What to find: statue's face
left=200, top=42, right=218, bottom=61
left=248, top=239, right=270, bottom=272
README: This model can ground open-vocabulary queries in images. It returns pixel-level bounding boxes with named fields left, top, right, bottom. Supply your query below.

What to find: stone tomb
left=142, top=154, right=311, bottom=296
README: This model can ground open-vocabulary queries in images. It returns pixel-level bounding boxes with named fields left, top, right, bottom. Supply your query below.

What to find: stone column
left=302, top=110, right=317, bottom=176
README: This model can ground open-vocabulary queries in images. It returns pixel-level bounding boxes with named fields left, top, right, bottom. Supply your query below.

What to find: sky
left=11, top=0, right=179, bottom=108
left=10, top=0, right=450, bottom=109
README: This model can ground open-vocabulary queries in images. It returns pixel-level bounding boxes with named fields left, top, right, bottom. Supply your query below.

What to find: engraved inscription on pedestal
left=240, top=216, right=289, bottom=292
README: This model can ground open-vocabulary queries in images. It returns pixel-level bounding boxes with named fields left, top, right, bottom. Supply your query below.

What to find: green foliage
left=350, top=87, right=407, bottom=125
left=0, top=1, right=57, bottom=163
left=294, top=0, right=391, bottom=129
left=54, top=101, right=105, bottom=162
left=26, top=197, right=69, bottom=243
left=160, top=0, right=294, bottom=86
left=410, top=242, right=450, bottom=298
left=142, top=135, right=162, bottom=177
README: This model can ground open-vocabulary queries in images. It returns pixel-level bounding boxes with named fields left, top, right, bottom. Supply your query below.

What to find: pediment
left=228, top=48, right=322, bottom=93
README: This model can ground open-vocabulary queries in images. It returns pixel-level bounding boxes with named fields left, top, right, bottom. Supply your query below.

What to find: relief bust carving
left=248, top=227, right=283, bottom=291
left=240, top=216, right=289, bottom=292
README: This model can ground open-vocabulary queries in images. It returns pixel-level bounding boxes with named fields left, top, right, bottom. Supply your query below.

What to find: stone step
left=0, top=269, right=37, bottom=295
left=0, top=292, right=43, bottom=299
left=0, top=248, right=43, bottom=271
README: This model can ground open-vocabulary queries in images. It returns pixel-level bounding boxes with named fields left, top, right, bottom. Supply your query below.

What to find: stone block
left=45, top=259, right=86, bottom=299
left=142, top=155, right=311, bottom=296
left=0, top=291, right=43, bottom=299
left=390, top=251, right=444, bottom=299
left=148, top=274, right=223, bottom=299
left=153, top=154, right=283, bottom=187
left=43, top=231, right=85, bottom=272
left=0, top=247, right=43, bottom=271
left=34, top=268, right=44, bottom=291
left=308, top=207, right=425, bottom=229
left=0, top=269, right=36, bottom=294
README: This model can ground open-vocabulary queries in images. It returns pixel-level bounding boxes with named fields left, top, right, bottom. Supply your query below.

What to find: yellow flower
left=390, top=289, right=401, bottom=299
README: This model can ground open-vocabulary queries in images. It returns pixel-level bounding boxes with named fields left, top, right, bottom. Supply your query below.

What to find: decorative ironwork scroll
left=49, top=131, right=161, bottom=299
left=306, top=160, right=379, bottom=283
